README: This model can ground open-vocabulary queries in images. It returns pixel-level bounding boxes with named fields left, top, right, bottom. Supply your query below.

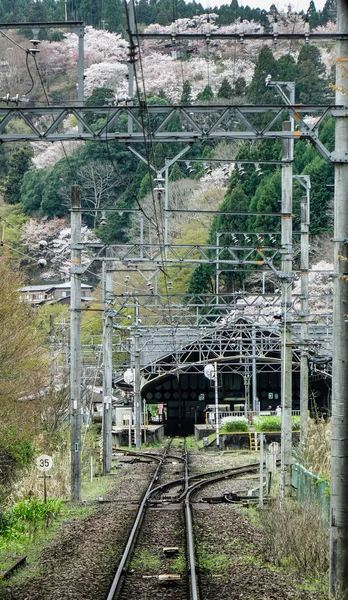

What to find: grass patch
left=220, top=418, right=248, bottom=433
left=130, top=548, right=161, bottom=571
left=253, top=416, right=300, bottom=432
left=171, top=548, right=186, bottom=574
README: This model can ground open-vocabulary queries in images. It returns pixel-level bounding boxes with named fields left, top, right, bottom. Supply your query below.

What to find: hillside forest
left=0, top=0, right=336, bottom=487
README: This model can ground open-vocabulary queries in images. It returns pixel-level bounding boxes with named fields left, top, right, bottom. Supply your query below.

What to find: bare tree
left=78, top=161, right=125, bottom=228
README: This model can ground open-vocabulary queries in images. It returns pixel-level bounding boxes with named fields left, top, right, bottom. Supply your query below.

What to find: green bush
left=220, top=419, right=248, bottom=433
left=254, top=416, right=281, bottom=432
left=254, top=415, right=301, bottom=432
left=0, top=497, right=62, bottom=542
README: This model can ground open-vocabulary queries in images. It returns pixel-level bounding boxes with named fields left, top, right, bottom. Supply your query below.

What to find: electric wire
left=32, top=54, right=76, bottom=181
left=125, top=7, right=181, bottom=354
left=0, top=29, right=27, bottom=52
left=24, top=51, right=35, bottom=96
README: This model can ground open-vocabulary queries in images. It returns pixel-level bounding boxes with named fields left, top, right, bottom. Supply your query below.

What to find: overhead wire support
left=136, top=32, right=348, bottom=41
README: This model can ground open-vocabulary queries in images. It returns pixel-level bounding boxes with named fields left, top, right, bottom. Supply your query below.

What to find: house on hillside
left=19, top=282, right=93, bottom=305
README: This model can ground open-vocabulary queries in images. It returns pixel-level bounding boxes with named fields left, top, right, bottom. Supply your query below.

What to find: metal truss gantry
left=0, top=103, right=345, bottom=163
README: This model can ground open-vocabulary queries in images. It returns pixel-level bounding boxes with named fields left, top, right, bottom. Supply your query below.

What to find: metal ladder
left=249, top=432, right=259, bottom=451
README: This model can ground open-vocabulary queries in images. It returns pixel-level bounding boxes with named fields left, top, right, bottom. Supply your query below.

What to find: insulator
left=127, top=45, right=138, bottom=64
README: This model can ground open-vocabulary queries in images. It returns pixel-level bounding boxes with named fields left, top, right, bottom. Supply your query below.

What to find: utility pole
left=280, top=120, right=293, bottom=500
left=214, top=361, right=220, bottom=449
left=102, top=251, right=113, bottom=474
left=134, top=298, right=141, bottom=450
left=294, top=176, right=310, bottom=442
left=252, top=325, right=257, bottom=412
left=70, top=186, right=82, bottom=501
left=330, top=0, right=348, bottom=596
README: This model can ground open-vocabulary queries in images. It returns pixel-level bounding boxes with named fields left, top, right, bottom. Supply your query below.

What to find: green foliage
left=233, top=76, right=247, bottom=98
left=253, top=416, right=300, bottom=432
left=0, top=497, right=62, bottom=543
left=20, top=169, right=47, bottom=215
left=247, top=46, right=278, bottom=104
left=85, top=87, right=115, bottom=126
left=3, top=147, right=33, bottom=205
left=217, top=77, right=233, bottom=99
left=220, top=419, right=248, bottom=433
left=181, top=80, right=192, bottom=104
left=187, top=263, right=213, bottom=295
left=197, top=84, right=214, bottom=102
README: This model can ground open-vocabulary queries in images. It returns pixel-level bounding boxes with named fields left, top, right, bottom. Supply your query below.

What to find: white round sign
left=36, top=454, right=53, bottom=472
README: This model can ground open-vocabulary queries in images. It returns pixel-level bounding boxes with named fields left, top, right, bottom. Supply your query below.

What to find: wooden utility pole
left=330, top=0, right=348, bottom=596
left=70, top=186, right=82, bottom=501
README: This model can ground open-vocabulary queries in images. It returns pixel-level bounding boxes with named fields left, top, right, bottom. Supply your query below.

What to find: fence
left=291, top=462, right=330, bottom=523
left=206, top=410, right=301, bottom=427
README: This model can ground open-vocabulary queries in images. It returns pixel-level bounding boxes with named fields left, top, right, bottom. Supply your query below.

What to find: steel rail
left=183, top=462, right=261, bottom=600
left=106, top=443, right=171, bottom=600
left=147, top=462, right=260, bottom=501
left=112, top=447, right=186, bottom=462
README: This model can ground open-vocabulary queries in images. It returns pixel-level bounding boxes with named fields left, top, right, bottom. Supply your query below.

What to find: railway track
left=106, top=442, right=260, bottom=600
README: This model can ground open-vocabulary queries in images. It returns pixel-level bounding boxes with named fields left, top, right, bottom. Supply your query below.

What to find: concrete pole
left=134, top=330, right=141, bottom=450
left=300, top=191, right=309, bottom=442
left=70, top=186, right=82, bottom=501
left=214, top=361, right=220, bottom=448
left=330, top=1, right=348, bottom=595
left=164, top=165, right=169, bottom=254
left=280, top=121, right=293, bottom=500
left=252, top=325, right=257, bottom=412
left=77, top=26, right=84, bottom=115
left=216, top=233, right=220, bottom=306
left=102, top=251, right=113, bottom=474
left=259, top=432, right=264, bottom=508
left=127, top=0, right=135, bottom=136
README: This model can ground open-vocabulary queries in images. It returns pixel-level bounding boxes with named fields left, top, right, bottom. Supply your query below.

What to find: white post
left=214, top=361, right=220, bottom=449
left=259, top=432, right=264, bottom=508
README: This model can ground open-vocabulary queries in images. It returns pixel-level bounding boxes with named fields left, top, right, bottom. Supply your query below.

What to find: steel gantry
left=0, top=103, right=345, bottom=163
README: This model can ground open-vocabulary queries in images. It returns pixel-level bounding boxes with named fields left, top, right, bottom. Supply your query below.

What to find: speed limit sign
left=36, top=454, right=53, bottom=472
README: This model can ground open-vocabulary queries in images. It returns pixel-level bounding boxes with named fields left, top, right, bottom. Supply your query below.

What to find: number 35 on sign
left=36, top=455, right=53, bottom=472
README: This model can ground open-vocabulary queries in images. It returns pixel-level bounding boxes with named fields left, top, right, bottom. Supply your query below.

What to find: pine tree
left=247, top=46, right=278, bottom=104
left=181, top=80, right=192, bottom=104
left=233, top=77, right=247, bottom=98
left=217, top=78, right=232, bottom=99
left=3, top=147, right=33, bottom=205
left=197, top=84, right=214, bottom=102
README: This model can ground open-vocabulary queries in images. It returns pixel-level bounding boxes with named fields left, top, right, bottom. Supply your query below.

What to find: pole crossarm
left=0, top=103, right=341, bottom=160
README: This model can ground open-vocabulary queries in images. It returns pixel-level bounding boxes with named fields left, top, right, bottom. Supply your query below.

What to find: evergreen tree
left=296, top=44, right=328, bottom=103
left=307, top=0, right=320, bottom=28
left=233, top=77, right=247, bottom=98
left=187, top=263, right=213, bottom=295
left=276, top=55, right=297, bottom=82
left=196, top=84, right=214, bottom=102
left=247, top=46, right=278, bottom=104
left=248, top=171, right=281, bottom=233
left=20, top=169, right=47, bottom=215
left=169, top=162, right=185, bottom=181
left=217, top=78, right=232, bottom=99
left=3, top=147, right=33, bottom=205
left=181, top=80, right=192, bottom=104
left=104, top=0, right=127, bottom=35
left=302, top=156, right=334, bottom=234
